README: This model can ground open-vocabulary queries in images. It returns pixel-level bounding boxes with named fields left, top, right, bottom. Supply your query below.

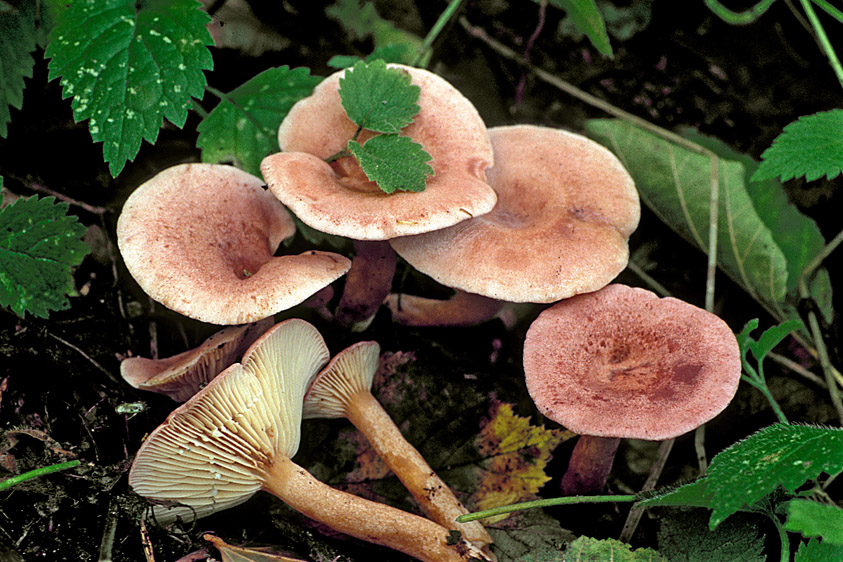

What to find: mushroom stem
left=344, top=391, right=494, bottom=551
left=335, top=240, right=397, bottom=329
left=386, top=291, right=505, bottom=327
left=263, top=456, right=485, bottom=562
left=559, top=435, right=621, bottom=496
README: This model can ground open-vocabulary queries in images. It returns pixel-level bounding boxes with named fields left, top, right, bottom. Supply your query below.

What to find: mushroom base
left=559, top=435, right=621, bottom=496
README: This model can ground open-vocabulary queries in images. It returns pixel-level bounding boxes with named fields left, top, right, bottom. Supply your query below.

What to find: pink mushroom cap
left=523, top=284, right=742, bottom=441
left=390, top=125, right=640, bottom=303
left=260, top=64, right=497, bottom=240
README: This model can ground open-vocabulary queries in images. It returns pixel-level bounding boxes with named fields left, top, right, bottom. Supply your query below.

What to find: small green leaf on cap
left=339, top=60, right=420, bottom=133
left=347, top=134, right=433, bottom=193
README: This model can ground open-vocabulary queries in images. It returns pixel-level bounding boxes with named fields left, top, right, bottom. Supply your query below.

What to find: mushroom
left=120, top=318, right=273, bottom=401
left=129, top=319, right=488, bottom=562
left=260, top=64, right=497, bottom=327
left=388, top=124, right=640, bottom=326
left=302, top=341, right=495, bottom=555
left=522, top=284, right=742, bottom=495
left=117, top=163, right=352, bottom=325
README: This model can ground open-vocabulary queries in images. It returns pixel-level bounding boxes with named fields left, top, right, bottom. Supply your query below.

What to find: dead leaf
left=204, top=534, right=308, bottom=562
left=471, top=401, right=574, bottom=524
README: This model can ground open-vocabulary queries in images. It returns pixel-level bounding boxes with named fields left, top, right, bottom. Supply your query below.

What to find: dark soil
left=1, top=1, right=840, bottom=561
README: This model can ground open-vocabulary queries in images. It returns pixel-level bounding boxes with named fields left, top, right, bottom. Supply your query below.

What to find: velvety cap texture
left=261, top=64, right=496, bottom=240
left=117, top=163, right=351, bottom=324
left=390, top=125, right=640, bottom=302
left=523, top=284, right=741, bottom=440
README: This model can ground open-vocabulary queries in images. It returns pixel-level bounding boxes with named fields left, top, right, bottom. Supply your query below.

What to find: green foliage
left=785, top=499, right=843, bottom=544
left=326, top=0, right=426, bottom=65
left=562, top=537, right=663, bottom=561
left=546, top=0, right=613, bottom=58
left=737, top=318, right=802, bottom=422
left=347, top=134, right=432, bottom=193
left=339, top=60, right=420, bottom=133
left=657, top=511, right=766, bottom=562
left=681, top=128, right=828, bottom=296
left=0, top=1, right=37, bottom=138
left=196, top=66, right=321, bottom=176
left=641, top=424, right=843, bottom=529
left=0, top=195, right=89, bottom=318
left=794, top=538, right=843, bottom=562
left=752, top=110, right=843, bottom=182
left=585, top=120, right=831, bottom=318
left=45, top=0, right=213, bottom=176
left=338, top=60, right=433, bottom=193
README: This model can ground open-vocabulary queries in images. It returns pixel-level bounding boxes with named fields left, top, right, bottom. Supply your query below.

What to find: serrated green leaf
left=657, top=511, right=766, bottom=562
left=549, top=0, right=613, bottom=58
left=563, top=537, right=663, bottom=561
left=795, top=538, right=843, bottom=562
left=752, top=110, right=843, bottom=182
left=704, top=423, right=843, bottom=528
left=339, top=60, right=420, bottom=133
left=785, top=499, right=843, bottom=544
left=45, top=0, right=213, bottom=176
left=0, top=1, right=37, bottom=138
left=638, top=478, right=715, bottom=509
left=347, top=134, right=433, bottom=193
left=0, top=196, right=89, bottom=318
left=197, top=66, right=321, bottom=176
left=586, top=119, right=788, bottom=305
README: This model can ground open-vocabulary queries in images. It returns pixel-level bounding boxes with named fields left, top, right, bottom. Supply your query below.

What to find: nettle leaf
left=704, top=424, right=843, bottom=528
left=46, top=0, right=213, bottom=176
left=0, top=196, right=89, bottom=318
left=657, top=511, right=766, bottom=562
left=339, top=59, right=420, bottom=133
left=563, top=537, right=663, bottom=561
left=795, top=538, right=843, bottom=562
left=752, top=110, right=843, bottom=182
left=586, top=119, right=788, bottom=305
left=549, top=0, right=613, bottom=58
left=784, top=499, right=843, bottom=544
left=639, top=478, right=715, bottom=510
left=0, top=1, right=37, bottom=137
left=197, top=66, right=321, bottom=176
left=347, top=134, right=433, bottom=193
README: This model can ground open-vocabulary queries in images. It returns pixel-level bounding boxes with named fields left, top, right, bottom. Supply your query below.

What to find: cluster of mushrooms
left=118, top=64, right=742, bottom=561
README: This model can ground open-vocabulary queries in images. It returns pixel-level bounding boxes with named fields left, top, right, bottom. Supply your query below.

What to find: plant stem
left=456, top=494, right=639, bottom=523
left=703, top=0, right=777, bottom=24
left=0, top=460, right=81, bottom=492
left=413, top=0, right=463, bottom=67
left=802, top=226, right=843, bottom=280
left=799, top=0, right=843, bottom=89
left=813, top=0, right=843, bottom=24
left=770, top=512, right=791, bottom=562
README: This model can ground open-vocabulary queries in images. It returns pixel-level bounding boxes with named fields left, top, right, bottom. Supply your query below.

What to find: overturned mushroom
left=130, top=319, right=488, bottom=562
left=121, top=318, right=273, bottom=401
left=523, top=284, right=741, bottom=495
left=117, top=163, right=351, bottom=325
left=261, top=64, right=497, bottom=327
left=389, top=125, right=640, bottom=326
left=303, top=341, right=494, bottom=554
